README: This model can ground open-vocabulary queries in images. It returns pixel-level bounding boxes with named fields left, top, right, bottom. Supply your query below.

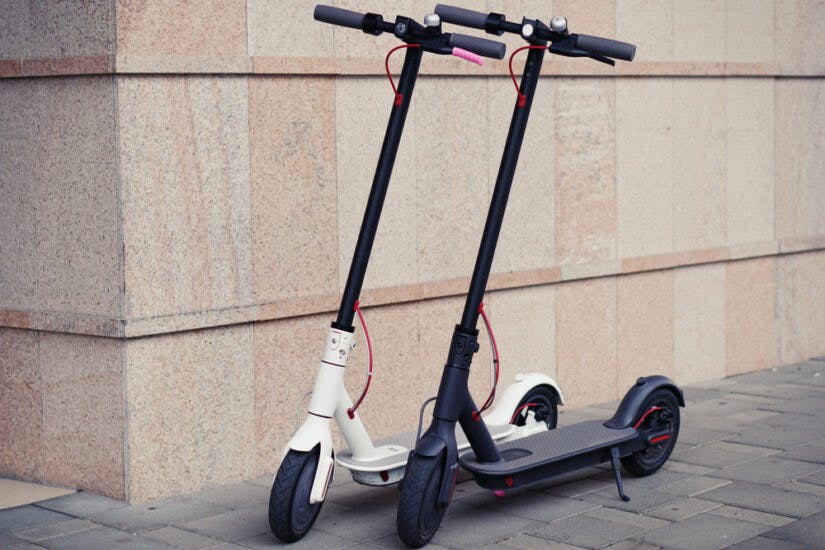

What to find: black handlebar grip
left=314, top=4, right=365, bottom=30
left=449, top=33, right=506, bottom=60
left=435, top=4, right=489, bottom=30
left=575, top=34, right=636, bottom=62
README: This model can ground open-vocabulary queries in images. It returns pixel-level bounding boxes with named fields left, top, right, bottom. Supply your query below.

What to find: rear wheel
left=396, top=452, right=449, bottom=548
left=512, top=385, right=559, bottom=429
left=621, top=389, right=680, bottom=476
left=269, top=447, right=328, bottom=542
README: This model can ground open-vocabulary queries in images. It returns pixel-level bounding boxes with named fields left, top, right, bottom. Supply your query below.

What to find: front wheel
left=512, top=385, right=559, bottom=429
left=621, top=389, right=680, bottom=476
left=396, top=453, right=449, bottom=548
left=269, top=447, right=327, bottom=542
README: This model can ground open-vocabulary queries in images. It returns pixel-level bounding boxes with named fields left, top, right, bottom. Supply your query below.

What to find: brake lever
left=589, top=54, right=615, bottom=66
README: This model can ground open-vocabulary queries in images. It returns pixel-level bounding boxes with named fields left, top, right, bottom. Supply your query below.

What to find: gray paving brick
left=700, top=481, right=825, bottom=518
left=603, top=540, right=661, bottom=550
left=0, top=506, right=73, bottom=532
left=640, top=512, right=770, bottom=550
left=38, top=526, right=176, bottom=549
left=778, top=443, right=825, bottom=464
left=729, top=425, right=824, bottom=450
left=580, top=486, right=679, bottom=514
left=242, top=474, right=273, bottom=488
left=528, top=507, right=667, bottom=549
left=643, top=497, right=722, bottom=521
left=13, top=519, right=96, bottom=542
left=90, top=497, right=230, bottom=532
left=326, top=482, right=398, bottom=512
left=3, top=543, right=47, bottom=550
left=799, top=468, right=825, bottom=487
left=431, top=502, right=542, bottom=547
left=711, top=456, right=823, bottom=484
left=186, top=482, right=269, bottom=510
left=672, top=424, right=735, bottom=447
left=663, top=460, right=719, bottom=476
left=660, top=475, right=732, bottom=497
left=33, top=491, right=128, bottom=518
left=762, top=509, right=825, bottom=547
left=726, top=536, right=812, bottom=550
left=671, top=441, right=779, bottom=468
left=543, top=476, right=614, bottom=498
left=707, top=506, right=795, bottom=528
left=142, top=526, right=226, bottom=549
left=0, top=532, right=26, bottom=546
left=314, top=501, right=397, bottom=543
left=491, top=533, right=588, bottom=549
left=177, top=505, right=269, bottom=543
left=779, top=480, right=825, bottom=496
left=239, top=529, right=357, bottom=549
left=813, top=356, right=825, bottom=362
left=458, top=490, right=600, bottom=523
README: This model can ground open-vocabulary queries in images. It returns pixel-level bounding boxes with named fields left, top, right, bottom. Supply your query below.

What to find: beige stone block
left=39, top=333, right=124, bottom=498
left=0, top=0, right=31, bottom=59
left=674, top=264, right=725, bottom=385
left=725, top=0, right=774, bottom=64
left=0, top=80, right=37, bottom=311
left=673, top=1, right=725, bottom=62
left=254, top=313, right=330, bottom=473
left=617, top=270, right=674, bottom=390
left=490, top=75, right=554, bottom=275
left=335, top=76, right=417, bottom=291
left=775, top=0, right=825, bottom=75
left=775, top=80, right=825, bottom=240
left=248, top=0, right=333, bottom=57
left=616, top=78, right=673, bottom=258
left=776, top=251, right=825, bottom=363
left=617, top=0, right=672, bottom=62
left=126, top=325, right=255, bottom=502
left=250, top=76, right=338, bottom=303
left=725, top=258, right=776, bottom=376
left=556, top=277, right=618, bottom=406
left=672, top=79, right=726, bottom=252
left=115, top=0, right=247, bottom=70
left=0, top=328, right=42, bottom=481
left=34, top=77, right=120, bottom=316
left=554, top=78, right=616, bottom=265
left=118, top=75, right=253, bottom=319
left=726, top=79, right=774, bottom=246
left=553, top=0, right=614, bottom=37
left=486, top=285, right=556, bottom=383
left=415, top=76, right=489, bottom=283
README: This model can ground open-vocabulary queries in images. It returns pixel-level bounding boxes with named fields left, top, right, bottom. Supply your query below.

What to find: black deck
left=459, top=420, right=637, bottom=476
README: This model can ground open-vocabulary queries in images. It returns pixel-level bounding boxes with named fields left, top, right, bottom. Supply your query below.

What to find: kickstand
left=609, top=447, right=630, bottom=502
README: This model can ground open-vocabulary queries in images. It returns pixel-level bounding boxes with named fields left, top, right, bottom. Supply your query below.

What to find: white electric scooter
left=268, top=6, right=564, bottom=542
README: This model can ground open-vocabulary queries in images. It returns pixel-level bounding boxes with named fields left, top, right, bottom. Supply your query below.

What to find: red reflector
left=504, top=476, right=514, bottom=487
left=650, top=435, right=671, bottom=444
left=380, top=470, right=389, bottom=482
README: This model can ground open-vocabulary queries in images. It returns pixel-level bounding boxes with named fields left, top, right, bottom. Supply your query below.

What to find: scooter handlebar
left=434, top=4, right=489, bottom=30
left=448, top=33, right=506, bottom=60
left=575, top=34, right=636, bottom=62
left=314, top=4, right=365, bottom=30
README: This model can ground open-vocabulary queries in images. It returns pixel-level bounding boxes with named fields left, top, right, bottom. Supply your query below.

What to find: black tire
left=269, top=447, right=328, bottom=542
left=396, top=452, right=449, bottom=548
left=512, top=385, right=559, bottom=429
left=621, top=389, right=680, bottom=477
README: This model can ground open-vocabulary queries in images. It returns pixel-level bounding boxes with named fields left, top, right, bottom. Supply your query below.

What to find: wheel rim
left=636, top=400, right=677, bottom=467
left=514, top=394, right=555, bottom=429
left=290, top=455, right=321, bottom=532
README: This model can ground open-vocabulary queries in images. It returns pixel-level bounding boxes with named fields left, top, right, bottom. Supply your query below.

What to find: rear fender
left=604, top=375, right=685, bottom=429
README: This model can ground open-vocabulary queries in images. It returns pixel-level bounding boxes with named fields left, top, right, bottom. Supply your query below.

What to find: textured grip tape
left=575, top=34, right=636, bottom=62
left=313, top=4, right=365, bottom=30
left=435, top=4, right=489, bottom=30
left=448, top=33, right=506, bottom=60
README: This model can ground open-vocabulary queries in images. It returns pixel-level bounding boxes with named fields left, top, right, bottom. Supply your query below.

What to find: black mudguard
left=604, top=375, right=685, bottom=429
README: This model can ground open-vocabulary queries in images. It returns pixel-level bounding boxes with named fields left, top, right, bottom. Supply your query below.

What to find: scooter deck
left=337, top=422, right=514, bottom=472
left=459, top=420, right=636, bottom=478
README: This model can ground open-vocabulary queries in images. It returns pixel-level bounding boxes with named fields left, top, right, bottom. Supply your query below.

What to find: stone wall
left=1, top=0, right=824, bottom=502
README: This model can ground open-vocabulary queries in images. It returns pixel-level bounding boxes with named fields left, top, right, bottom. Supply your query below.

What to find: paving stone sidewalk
left=2, top=358, right=824, bottom=549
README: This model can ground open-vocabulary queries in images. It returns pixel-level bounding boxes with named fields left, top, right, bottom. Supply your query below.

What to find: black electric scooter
left=396, top=5, right=684, bottom=547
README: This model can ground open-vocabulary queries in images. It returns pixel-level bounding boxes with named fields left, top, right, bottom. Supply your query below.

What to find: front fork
left=414, top=326, right=501, bottom=505
left=285, top=327, right=375, bottom=503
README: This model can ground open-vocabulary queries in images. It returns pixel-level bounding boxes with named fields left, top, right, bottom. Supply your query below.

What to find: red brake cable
left=510, top=402, right=538, bottom=424
left=386, top=44, right=421, bottom=106
left=472, top=302, right=500, bottom=421
left=509, top=45, right=549, bottom=108
left=347, top=300, right=374, bottom=419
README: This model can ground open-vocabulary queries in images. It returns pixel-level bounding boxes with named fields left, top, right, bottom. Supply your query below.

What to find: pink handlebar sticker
left=452, top=47, right=484, bottom=66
